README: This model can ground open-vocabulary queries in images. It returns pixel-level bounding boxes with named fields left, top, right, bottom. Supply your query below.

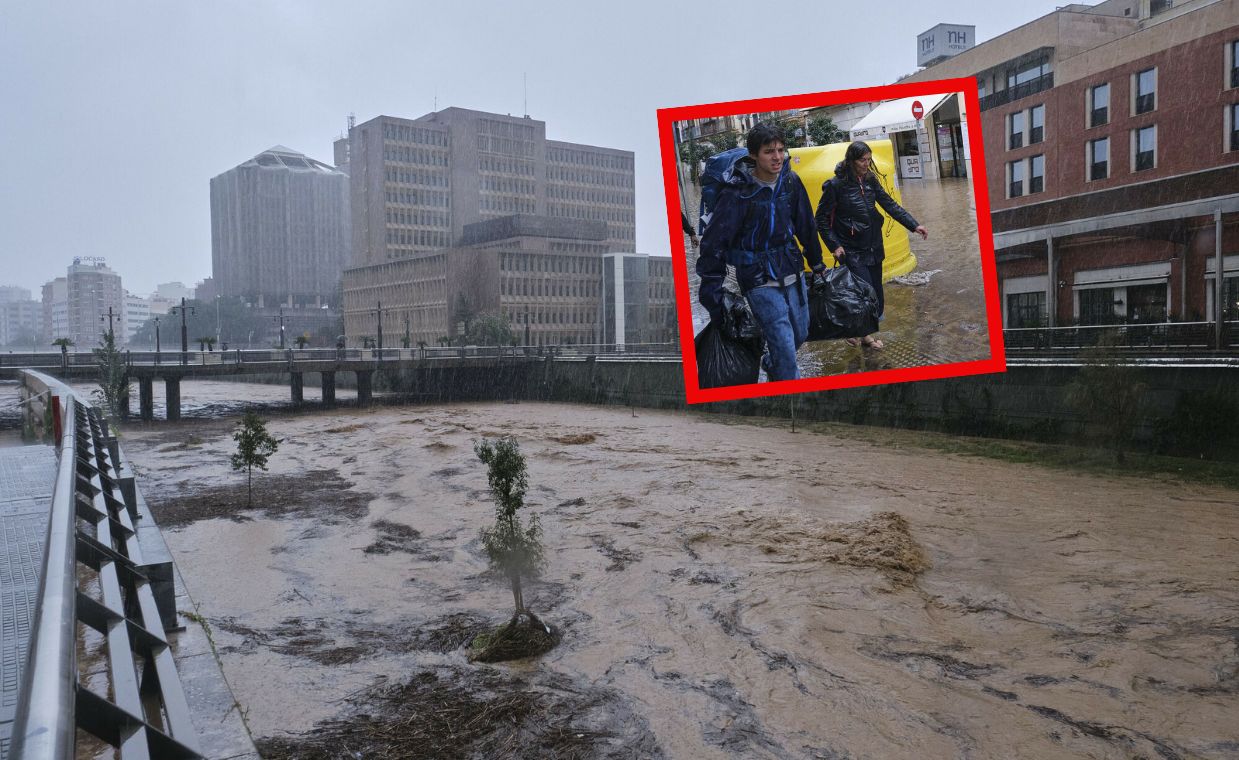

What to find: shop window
left=1088, top=137, right=1109, bottom=181
left=1006, top=291, right=1046, bottom=328
left=1134, top=125, right=1156, bottom=171
left=1135, top=68, right=1157, bottom=115
left=1079, top=288, right=1119, bottom=325
left=1224, top=276, right=1239, bottom=321
left=1089, top=83, right=1109, bottom=127
left=1008, top=111, right=1024, bottom=150
left=1030, top=155, right=1045, bottom=194
left=1126, top=283, right=1167, bottom=323
left=1029, top=105, right=1045, bottom=144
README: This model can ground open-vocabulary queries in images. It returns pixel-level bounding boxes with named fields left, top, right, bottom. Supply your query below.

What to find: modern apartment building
left=210, top=146, right=351, bottom=309
left=904, top=0, right=1239, bottom=327
left=41, top=277, right=67, bottom=344
left=124, top=292, right=151, bottom=344
left=65, top=258, right=124, bottom=346
left=0, top=290, right=40, bottom=348
left=336, top=108, right=635, bottom=268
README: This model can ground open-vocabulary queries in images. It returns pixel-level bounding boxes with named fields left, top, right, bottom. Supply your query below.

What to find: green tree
left=1066, top=336, right=1147, bottom=465
left=52, top=337, right=74, bottom=351
left=475, top=437, right=545, bottom=618
left=195, top=336, right=217, bottom=351
left=807, top=114, right=846, bottom=146
left=93, top=328, right=129, bottom=419
left=678, top=133, right=738, bottom=183
left=465, top=311, right=515, bottom=346
left=778, top=117, right=807, bottom=149
left=294, top=335, right=310, bottom=349
left=230, top=411, right=280, bottom=507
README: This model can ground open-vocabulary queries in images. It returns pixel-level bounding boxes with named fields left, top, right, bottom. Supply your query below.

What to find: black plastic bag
left=807, top=264, right=880, bottom=341
left=695, top=289, right=765, bottom=388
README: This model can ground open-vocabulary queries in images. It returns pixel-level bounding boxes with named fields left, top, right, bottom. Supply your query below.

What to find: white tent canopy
left=849, top=93, right=953, bottom=140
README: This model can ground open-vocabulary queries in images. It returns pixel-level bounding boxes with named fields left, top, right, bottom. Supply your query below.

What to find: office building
left=210, top=145, right=351, bottom=309
left=65, top=258, right=124, bottom=346
left=601, top=253, right=677, bottom=346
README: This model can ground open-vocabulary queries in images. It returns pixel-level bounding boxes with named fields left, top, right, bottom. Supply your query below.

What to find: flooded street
left=685, top=175, right=992, bottom=378
left=104, top=381, right=1239, bottom=758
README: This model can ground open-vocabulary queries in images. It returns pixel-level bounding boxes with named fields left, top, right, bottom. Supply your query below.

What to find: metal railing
left=979, top=73, right=1054, bottom=111
left=1004, top=321, right=1238, bottom=352
left=11, top=388, right=202, bottom=759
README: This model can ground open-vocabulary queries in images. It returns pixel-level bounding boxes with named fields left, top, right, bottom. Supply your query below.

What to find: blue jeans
left=746, top=278, right=808, bottom=382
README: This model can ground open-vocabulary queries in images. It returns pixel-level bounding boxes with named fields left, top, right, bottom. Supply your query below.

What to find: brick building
left=904, top=0, right=1239, bottom=327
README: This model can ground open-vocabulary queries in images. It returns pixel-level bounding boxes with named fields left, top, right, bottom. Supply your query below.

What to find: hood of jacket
left=723, top=153, right=792, bottom=196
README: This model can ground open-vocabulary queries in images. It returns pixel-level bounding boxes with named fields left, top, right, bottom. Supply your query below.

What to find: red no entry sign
left=911, top=100, right=924, bottom=120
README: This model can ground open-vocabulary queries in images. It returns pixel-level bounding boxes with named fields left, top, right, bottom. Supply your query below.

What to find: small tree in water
left=230, top=411, right=279, bottom=507
left=93, top=328, right=129, bottom=420
left=472, top=436, right=555, bottom=662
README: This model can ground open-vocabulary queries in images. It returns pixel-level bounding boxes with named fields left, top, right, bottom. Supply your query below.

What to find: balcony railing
left=979, top=73, right=1054, bottom=111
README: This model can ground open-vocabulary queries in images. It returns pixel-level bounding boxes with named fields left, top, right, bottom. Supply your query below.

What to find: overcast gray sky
left=0, top=0, right=1068, bottom=296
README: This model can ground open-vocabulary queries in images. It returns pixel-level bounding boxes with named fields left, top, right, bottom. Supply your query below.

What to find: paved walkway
left=0, top=444, right=56, bottom=759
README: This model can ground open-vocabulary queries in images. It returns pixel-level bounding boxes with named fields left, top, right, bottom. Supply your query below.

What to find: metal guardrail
left=11, top=392, right=201, bottom=759
left=1004, top=321, right=1238, bottom=352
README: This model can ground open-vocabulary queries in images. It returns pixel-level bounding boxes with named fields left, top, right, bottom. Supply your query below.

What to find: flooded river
left=99, top=381, right=1239, bottom=758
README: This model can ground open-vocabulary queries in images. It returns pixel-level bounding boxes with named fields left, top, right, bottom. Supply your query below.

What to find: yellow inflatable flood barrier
left=789, top=140, right=917, bottom=281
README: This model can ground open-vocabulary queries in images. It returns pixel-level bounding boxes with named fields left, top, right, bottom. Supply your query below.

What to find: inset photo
left=658, top=79, right=1005, bottom=404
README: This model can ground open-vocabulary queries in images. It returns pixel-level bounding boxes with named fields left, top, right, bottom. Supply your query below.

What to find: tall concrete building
left=65, top=258, right=124, bottom=347
left=210, top=146, right=351, bottom=309
left=339, top=107, right=640, bottom=346
left=41, top=277, right=67, bottom=344
left=904, top=0, right=1239, bottom=327
left=0, top=287, right=39, bottom=348
left=336, top=108, right=635, bottom=267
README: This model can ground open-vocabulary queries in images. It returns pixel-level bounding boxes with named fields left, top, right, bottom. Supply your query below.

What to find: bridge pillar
left=321, top=371, right=336, bottom=407
left=166, top=377, right=181, bottom=421
left=139, top=378, right=154, bottom=421
left=357, top=370, right=373, bottom=405
left=290, top=372, right=304, bottom=405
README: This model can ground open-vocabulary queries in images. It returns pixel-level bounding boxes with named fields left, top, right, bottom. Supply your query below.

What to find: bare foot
left=862, top=336, right=885, bottom=349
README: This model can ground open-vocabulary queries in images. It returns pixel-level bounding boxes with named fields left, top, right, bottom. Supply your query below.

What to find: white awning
left=849, top=93, right=952, bottom=140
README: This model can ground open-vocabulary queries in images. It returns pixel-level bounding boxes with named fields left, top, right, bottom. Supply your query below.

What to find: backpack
left=697, top=147, right=749, bottom=236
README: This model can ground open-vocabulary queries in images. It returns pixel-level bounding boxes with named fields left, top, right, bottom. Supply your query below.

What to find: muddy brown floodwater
left=116, top=383, right=1239, bottom=759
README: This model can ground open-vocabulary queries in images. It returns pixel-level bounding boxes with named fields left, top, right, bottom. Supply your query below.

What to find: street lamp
left=169, top=297, right=195, bottom=365
left=154, top=316, right=161, bottom=364
left=215, top=295, right=221, bottom=347
left=272, top=308, right=287, bottom=349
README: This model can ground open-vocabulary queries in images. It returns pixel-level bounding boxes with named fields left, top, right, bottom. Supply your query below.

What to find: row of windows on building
left=385, top=189, right=449, bottom=207
left=548, top=185, right=633, bottom=206
left=479, top=119, right=536, bottom=141
left=500, top=253, right=601, bottom=274
left=546, top=147, right=633, bottom=171
left=501, top=278, right=601, bottom=299
left=385, top=167, right=449, bottom=187
left=546, top=165, right=633, bottom=188
left=381, top=124, right=449, bottom=146
left=479, top=155, right=535, bottom=176
left=386, top=229, right=451, bottom=247
left=385, top=208, right=449, bottom=227
left=477, top=135, right=536, bottom=158
left=481, top=196, right=537, bottom=214
left=481, top=176, right=535, bottom=195
left=547, top=204, right=635, bottom=226
left=500, top=307, right=598, bottom=326
left=382, top=145, right=449, bottom=166
left=1007, top=120, right=1168, bottom=197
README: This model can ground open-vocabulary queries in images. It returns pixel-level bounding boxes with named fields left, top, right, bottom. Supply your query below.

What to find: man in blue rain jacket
left=697, top=122, right=825, bottom=382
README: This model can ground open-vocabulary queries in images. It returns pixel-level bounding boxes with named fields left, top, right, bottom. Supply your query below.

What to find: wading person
left=815, top=141, right=927, bottom=350
left=697, top=123, right=825, bottom=382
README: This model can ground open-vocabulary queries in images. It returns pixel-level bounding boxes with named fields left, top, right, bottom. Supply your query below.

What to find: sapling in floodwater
left=471, top=436, right=556, bottom=661
left=230, top=411, right=279, bottom=507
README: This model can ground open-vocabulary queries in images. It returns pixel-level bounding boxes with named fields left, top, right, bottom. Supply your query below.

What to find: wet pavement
left=684, top=176, right=992, bottom=379
left=91, top=380, right=1239, bottom=759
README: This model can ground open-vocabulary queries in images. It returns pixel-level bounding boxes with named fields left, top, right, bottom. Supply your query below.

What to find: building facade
left=343, top=215, right=611, bottom=347
left=336, top=108, right=635, bottom=268
left=601, top=253, right=677, bottom=346
left=210, top=146, right=351, bottom=309
left=41, top=277, right=67, bottom=344
left=0, top=299, right=40, bottom=349
left=124, top=292, right=151, bottom=344
left=904, top=0, right=1239, bottom=327
left=65, top=259, right=124, bottom=347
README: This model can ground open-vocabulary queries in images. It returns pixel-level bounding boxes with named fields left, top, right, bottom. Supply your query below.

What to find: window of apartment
left=1133, top=125, right=1157, bottom=171
left=1006, top=292, right=1046, bottom=328
left=1007, top=59, right=1049, bottom=89
left=1230, top=103, right=1239, bottom=152
left=1150, top=0, right=1173, bottom=16
left=1135, top=68, right=1157, bottom=114
left=1230, top=40, right=1239, bottom=89
left=1029, top=104, right=1045, bottom=144
left=1089, top=83, right=1109, bottom=127
left=1030, top=154, right=1045, bottom=194
left=1089, top=137, right=1109, bottom=181
left=1009, top=111, right=1024, bottom=150
left=1008, top=159, right=1025, bottom=198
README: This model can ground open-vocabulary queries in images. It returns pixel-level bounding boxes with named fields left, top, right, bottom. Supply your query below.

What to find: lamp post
left=370, top=301, right=387, bottom=356
left=169, top=297, right=195, bottom=365
left=272, top=308, right=287, bottom=349
left=215, top=295, right=221, bottom=347
left=154, top=316, right=161, bottom=364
